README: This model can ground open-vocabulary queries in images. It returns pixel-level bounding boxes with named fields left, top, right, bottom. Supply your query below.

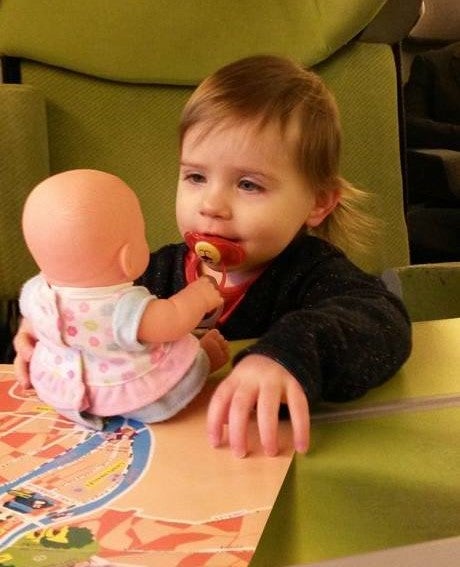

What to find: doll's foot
left=200, top=329, right=230, bottom=372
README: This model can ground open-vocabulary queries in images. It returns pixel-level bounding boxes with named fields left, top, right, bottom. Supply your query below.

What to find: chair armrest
left=0, top=83, right=49, bottom=302
left=382, top=263, right=460, bottom=321
left=407, top=148, right=460, bottom=205
left=0, top=83, right=49, bottom=363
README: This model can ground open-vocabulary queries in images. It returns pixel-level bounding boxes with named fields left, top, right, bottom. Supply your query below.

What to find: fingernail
left=208, top=434, right=220, bottom=448
left=233, top=449, right=247, bottom=459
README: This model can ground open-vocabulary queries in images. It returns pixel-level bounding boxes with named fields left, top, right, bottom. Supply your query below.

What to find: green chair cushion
left=0, top=0, right=387, bottom=84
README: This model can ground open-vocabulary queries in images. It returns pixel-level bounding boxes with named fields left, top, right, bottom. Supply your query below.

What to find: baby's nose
left=199, top=187, right=231, bottom=219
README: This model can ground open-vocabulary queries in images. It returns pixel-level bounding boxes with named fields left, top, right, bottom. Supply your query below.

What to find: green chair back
left=0, top=0, right=421, bottom=358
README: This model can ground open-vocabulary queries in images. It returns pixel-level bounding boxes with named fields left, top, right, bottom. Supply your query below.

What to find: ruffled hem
left=31, top=335, right=201, bottom=415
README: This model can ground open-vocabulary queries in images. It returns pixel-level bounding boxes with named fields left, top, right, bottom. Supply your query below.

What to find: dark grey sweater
left=139, top=234, right=412, bottom=405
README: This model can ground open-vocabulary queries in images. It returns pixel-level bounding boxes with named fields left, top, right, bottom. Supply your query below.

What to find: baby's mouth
left=201, top=232, right=240, bottom=242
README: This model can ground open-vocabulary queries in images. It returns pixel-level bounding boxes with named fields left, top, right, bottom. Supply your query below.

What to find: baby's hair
left=179, top=54, right=375, bottom=256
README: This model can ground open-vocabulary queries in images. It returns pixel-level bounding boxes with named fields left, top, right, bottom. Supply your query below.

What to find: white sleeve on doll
left=113, top=286, right=157, bottom=351
left=18, top=274, right=44, bottom=319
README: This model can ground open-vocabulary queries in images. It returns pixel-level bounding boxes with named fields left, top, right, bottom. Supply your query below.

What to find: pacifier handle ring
left=217, top=265, right=227, bottom=290
left=185, top=232, right=245, bottom=290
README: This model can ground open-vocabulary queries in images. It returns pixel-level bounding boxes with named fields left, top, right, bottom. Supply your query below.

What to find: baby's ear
left=306, top=189, right=340, bottom=228
left=119, top=243, right=136, bottom=280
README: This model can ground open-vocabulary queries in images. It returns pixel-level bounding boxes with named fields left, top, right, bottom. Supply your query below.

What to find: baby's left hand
left=207, top=354, right=310, bottom=458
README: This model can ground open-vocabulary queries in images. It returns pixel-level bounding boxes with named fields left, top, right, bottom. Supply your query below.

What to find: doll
left=19, top=169, right=228, bottom=429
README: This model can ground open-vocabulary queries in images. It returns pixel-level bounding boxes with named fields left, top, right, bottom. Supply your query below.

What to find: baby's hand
left=189, top=276, right=224, bottom=312
left=207, top=354, right=310, bottom=458
left=13, top=318, right=36, bottom=389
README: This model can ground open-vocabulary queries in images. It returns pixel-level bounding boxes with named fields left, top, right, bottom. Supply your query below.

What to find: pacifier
left=184, top=232, right=246, bottom=271
left=185, top=232, right=246, bottom=334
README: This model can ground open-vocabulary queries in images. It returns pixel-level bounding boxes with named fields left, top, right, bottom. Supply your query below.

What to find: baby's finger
left=207, top=381, right=232, bottom=448
left=13, top=354, right=31, bottom=389
left=228, top=385, right=258, bottom=458
left=256, top=386, right=281, bottom=457
left=13, top=330, right=35, bottom=362
left=286, top=381, right=310, bottom=454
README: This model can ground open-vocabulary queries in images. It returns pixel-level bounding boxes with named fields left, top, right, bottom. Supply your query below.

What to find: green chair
left=0, top=0, right=459, bottom=362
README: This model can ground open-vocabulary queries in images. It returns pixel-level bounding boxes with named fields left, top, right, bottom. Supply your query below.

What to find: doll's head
left=22, top=169, right=150, bottom=286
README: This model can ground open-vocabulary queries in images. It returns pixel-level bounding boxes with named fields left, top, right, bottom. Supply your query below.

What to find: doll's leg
left=57, top=408, right=104, bottom=430
left=122, top=349, right=209, bottom=423
left=199, top=329, right=229, bottom=372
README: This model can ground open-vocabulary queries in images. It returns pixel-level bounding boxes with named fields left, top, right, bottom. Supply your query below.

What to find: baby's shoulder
left=150, top=242, right=186, bottom=263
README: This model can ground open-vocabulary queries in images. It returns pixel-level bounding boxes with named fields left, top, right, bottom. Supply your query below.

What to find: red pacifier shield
left=185, top=232, right=246, bottom=268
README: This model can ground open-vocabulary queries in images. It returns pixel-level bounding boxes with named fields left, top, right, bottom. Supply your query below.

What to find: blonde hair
left=179, top=54, right=374, bottom=256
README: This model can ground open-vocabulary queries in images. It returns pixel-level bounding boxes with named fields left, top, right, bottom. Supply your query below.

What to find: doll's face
left=176, top=120, right=336, bottom=285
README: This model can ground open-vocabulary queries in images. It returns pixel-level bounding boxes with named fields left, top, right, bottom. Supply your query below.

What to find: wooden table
left=0, top=365, right=292, bottom=566
left=1, top=318, right=458, bottom=566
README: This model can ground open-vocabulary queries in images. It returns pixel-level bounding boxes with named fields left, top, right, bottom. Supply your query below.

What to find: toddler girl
left=140, top=55, right=412, bottom=457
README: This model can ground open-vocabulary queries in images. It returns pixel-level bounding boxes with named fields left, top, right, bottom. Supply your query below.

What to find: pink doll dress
left=19, top=275, right=201, bottom=421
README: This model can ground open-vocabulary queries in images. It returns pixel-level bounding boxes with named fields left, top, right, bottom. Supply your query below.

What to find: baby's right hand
left=190, top=276, right=224, bottom=312
left=13, top=318, right=36, bottom=389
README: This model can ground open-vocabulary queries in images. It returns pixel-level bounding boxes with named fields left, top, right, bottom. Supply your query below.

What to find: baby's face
left=176, top=120, right=321, bottom=283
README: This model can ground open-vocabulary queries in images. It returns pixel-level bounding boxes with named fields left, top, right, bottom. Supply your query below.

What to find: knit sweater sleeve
left=232, top=242, right=412, bottom=404
left=137, top=243, right=187, bottom=298
left=139, top=239, right=412, bottom=405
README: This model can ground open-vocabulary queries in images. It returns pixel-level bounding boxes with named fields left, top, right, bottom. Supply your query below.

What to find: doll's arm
left=137, top=276, right=223, bottom=343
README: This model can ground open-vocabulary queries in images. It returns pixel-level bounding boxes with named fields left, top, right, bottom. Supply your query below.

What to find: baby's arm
left=138, top=276, right=223, bottom=343
left=207, top=354, right=309, bottom=458
left=13, top=317, right=37, bottom=388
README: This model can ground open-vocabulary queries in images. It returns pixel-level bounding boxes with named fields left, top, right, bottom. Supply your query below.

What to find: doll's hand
left=207, top=354, right=310, bottom=458
left=189, top=276, right=224, bottom=312
left=13, top=318, right=36, bottom=389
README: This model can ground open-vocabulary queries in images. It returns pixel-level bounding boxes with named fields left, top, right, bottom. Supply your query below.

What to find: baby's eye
left=238, top=179, right=263, bottom=192
left=184, top=172, right=206, bottom=184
